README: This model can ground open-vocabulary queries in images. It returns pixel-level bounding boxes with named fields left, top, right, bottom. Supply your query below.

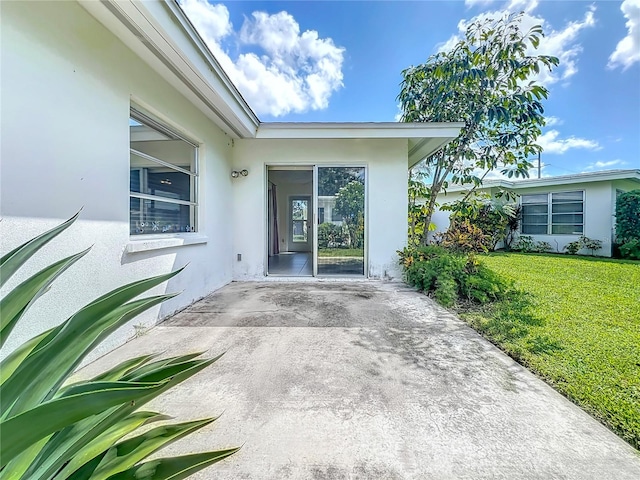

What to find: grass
left=318, top=248, right=363, bottom=257
left=458, top=252, right=640, bottom=450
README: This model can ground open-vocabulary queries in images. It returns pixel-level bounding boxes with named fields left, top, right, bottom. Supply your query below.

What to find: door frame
left=265, top=164, right=368, bottom=277
left=288, top=195, right=312, bottom=252
left=313, top=165, right=368, bottom=277
left=265, top=165, right=315, bottom=276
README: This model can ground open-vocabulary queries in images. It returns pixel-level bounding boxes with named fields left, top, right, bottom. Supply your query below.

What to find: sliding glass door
left=316, top=167, right=365, bottom=276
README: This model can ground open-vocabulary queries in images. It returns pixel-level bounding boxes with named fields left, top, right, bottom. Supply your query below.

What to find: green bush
left=435, top=220, right=489, bottom=253
left=512, top=235, right=552, bottom=253
left=615, top=190, right=640, bottom=243
left=398, top=246, right=514, bottom=307
left=615, top=190, right=640, bottom=260
left=0, top=214, right=238, bottom=479
left=442, top=195, right=518, bottom=250
left=564, top=235, right=603, bottom=256
left=619, top=238, right=640, bottom=260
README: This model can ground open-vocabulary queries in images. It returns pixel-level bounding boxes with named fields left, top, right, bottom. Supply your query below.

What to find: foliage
left=434, top=220, right=489, bottom=254
left=0, top=214, right=238, bottom=479
left=407, top=170, right=436, bottom=247
left=564, top=236, right=603, bottom=256
left=334, top=181, right=365, bottom=249
left=615, top=190, right=640, bottom=259
left=317, top=222, right=349, bottom=249
left=462, top=253, right=640, bottom=449
left=619, top=238, right=640, bottom=260
left=317, top=248, right=363, bottom=258
left=317, top=167, right=363, bottom=196
left=504, top=204, right=522, bottom=249
left=442, top=193, right=518, bottom=249
left=511, top=235, right=552, bottom=253
left=399, top=13, right=558, bottom=243
left=398, top=245, right=514, bottom=307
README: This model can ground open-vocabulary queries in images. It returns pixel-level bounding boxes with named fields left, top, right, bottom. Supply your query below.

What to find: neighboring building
left=0, top=1, right=461, bottom=357
left=432, top=170, right=640, bottom=256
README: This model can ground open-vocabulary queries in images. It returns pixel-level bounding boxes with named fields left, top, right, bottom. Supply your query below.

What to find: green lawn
left=317, top=248, right=363, bottom=257
left=459, top=253, right=640, bottom=449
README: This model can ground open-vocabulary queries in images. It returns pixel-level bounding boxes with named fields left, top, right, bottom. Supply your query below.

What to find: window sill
left=125, top=234, right=208, bottom=253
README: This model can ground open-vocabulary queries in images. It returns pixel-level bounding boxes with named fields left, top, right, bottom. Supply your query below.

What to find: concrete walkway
left=81, top=281, right=640, bottom=479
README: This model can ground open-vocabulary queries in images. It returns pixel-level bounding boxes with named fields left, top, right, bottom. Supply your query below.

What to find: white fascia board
left=256, top=122, right=462, bottom=139
left=257, top=122, right=462, bottom=167
left=442, top=169, right=640, bottom=194
left=80, top=0, right=259, bottom=138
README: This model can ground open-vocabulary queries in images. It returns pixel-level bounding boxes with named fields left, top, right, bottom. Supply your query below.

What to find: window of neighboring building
left=521, top=191, right=584, bottom=235
left=129, top=108, right=198, bottom=235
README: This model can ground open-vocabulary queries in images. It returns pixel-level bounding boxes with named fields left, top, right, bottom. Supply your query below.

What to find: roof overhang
left=79, top=0, right=259, bottom=138
left=79, top=1, right=462, bottom=156
left=257, top=122, right=463, bottom=168
left=443, top=169, right=640, bottom=194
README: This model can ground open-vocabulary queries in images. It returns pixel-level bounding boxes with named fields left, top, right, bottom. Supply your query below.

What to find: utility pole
left=538, top=151, right=541, bottom=179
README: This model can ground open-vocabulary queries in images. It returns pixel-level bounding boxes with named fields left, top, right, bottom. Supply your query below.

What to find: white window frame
left=520, top=190, right=584, bottom=235
left=129, top=107, right=199, bottom=236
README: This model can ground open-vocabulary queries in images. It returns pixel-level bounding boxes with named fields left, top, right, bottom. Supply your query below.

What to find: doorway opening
left=267, top=167, right=313, bottom=276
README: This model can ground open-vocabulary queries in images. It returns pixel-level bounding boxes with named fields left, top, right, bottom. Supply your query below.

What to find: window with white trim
left=129, top=108, right=198, bottom=235
left=521, top=191, right=584, bottom=235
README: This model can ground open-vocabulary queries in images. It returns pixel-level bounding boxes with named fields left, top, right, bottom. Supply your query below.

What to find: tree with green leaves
left=399, top=12, right=558, bottom=245
left=334, top=180, right=365, bottom=248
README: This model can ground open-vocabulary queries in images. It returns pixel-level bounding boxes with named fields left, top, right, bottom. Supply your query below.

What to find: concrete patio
left=80, top=281, right=640, bottom=479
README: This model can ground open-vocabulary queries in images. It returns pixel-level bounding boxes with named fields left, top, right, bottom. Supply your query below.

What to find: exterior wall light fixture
left=231, top=169, right=249, bottom=178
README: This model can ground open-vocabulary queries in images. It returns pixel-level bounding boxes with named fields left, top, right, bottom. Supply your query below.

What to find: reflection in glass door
left=290, top=197, right=310, bottom=250
left=316, top=167, right=365, bottom=275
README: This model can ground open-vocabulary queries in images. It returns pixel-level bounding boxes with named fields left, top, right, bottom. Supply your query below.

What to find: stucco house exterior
left=0, top=0, right=461, bottom=357
left=432, top=169, right=640, bottom=257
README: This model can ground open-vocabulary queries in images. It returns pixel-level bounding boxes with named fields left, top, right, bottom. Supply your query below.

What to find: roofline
left=80, top=0, right=259, bottom=138
left=256, top=122, right=464, bottom=139
left=165, top=0, right=260, bottom=125
left=79, top=0, right=463, bottom=154
left=442, top=169, right=640, bottom=193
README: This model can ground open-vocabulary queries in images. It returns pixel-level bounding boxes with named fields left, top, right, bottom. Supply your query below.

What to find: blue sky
left=179, top=0, right=640, bottom=178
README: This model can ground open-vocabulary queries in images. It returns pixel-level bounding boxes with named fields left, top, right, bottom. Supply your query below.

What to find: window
left=521, top=191, right=584, bottom=235
left=129, top=108, right=198, bottom=235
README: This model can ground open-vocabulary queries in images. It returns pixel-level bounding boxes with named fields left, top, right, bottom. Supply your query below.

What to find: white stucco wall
left=0, top=1, right=235, bottom=359
left=434, top=181, right=621, bottom=256
left=232, top=139, right=408, bottom=280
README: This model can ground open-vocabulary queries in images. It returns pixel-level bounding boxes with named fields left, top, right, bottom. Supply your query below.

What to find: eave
left=79, top=0, right=259, bottom=138
left=257, top=122, right=464, bottom=168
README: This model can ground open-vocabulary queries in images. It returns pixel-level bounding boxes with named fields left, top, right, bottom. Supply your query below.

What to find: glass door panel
left=316, top=167, right=365, bottom=275
left=291, top=198, right=308, bottom=244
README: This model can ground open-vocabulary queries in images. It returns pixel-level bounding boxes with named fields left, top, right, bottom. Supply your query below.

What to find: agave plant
left=0, top=213, right=239, bottom=479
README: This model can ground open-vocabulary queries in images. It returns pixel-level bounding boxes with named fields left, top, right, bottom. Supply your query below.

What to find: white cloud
left=505, top=0, right=539, bottom=15
left=179, top=0, right=345, bottom=117
left=438, top=2, right=596, bottom=87
left=608, top=0, right=640, bottom=70
left=538, top=130, right=601, bottom=154
left=583, top=159, right=626, bottom=171
left=544, top=116, right=563, bottom=126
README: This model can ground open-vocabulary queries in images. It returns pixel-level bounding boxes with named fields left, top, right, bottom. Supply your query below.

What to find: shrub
left=442, top=195, right=518, bottom=250
left=615, top=190, right=640, bottom=244
left=512, top=236, right=552, bottom=253
left=564, top=235, right=603, bottom=256
left=619, top=238, right=640, bottom=260
left=616, top=190, right=640, bottom=260
left=317, top=222, right=349, bottom=248
left=0, top=214, right=238, bottom=479
left=398, top=246, right=514, bottom=307
left=435, top=220, right=490, bottom=253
